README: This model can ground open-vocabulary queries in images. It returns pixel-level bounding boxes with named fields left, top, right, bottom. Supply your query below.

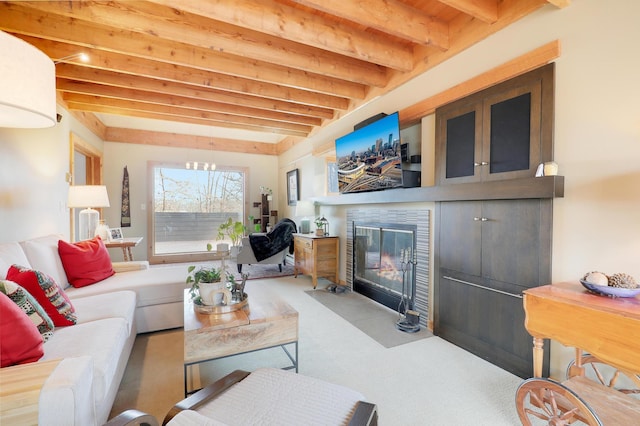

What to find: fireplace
left=347, top=209, right=430, bottom=327
left=353, top=223, right=416, bottom=312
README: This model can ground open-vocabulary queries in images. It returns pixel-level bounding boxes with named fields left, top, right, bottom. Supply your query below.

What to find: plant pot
left=315, top=228, right=324, bottom=237
left=199, top=281, right=231, bottom=306
left=229, top=245, right=240, bottom=258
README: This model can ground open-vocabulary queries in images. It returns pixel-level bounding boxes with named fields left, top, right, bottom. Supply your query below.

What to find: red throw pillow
left=58, top=237, right=115, bottom=288
left=6, top=265, right=77, bottom=327
left=0, top=292, right=44, bottom=367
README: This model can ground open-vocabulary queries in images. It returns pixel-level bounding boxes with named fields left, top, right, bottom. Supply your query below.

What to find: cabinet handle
left=442, top=275, right=523, bottom=299
left=473, top=161, right=489, bottom=166
left=473, top=217, right=489, bottom=221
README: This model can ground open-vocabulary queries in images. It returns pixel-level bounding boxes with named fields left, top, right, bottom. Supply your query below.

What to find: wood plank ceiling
left=0, top=0, right=566, bottom=154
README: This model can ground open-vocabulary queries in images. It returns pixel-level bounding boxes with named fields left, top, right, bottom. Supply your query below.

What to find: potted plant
left=314, top=217, right=326, bottom=237
left=217, top=217, right=246, bottom=256
left=248, top=215, right=262, bottom=233
left=186, top=265, right=232, bottom=305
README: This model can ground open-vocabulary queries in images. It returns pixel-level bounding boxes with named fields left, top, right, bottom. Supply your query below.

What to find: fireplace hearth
left=347, top=209, right=430, bottom=327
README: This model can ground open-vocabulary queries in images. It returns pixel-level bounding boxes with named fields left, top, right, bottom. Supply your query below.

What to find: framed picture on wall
left=326, top=157, right=339, bottom=195
left=287, top=169, right=299, bottom=206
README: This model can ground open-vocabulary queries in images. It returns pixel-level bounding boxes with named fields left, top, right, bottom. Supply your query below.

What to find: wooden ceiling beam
left=0, top=3, right=384, bottom=91
left=16, top=35, right=365, bottom=102
left=14, top=1, right=389, bottom=86
left=55, top=64, right=341, bottom=118
left=148, top=0, right=414, bottom=70
left=438, top=0, right=498, bottom=24
left=105, top=128, right=279, bottom=156
left=290, top=0, right=449, bottom=49
left=61, top=89, right=322, bottom=127
left=67, top=101, right=310, bottom=138
left=59, top=86, right=314, bottom=134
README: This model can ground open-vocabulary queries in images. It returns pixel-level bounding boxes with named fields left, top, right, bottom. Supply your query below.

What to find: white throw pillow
left=0, top=242, right=31, bottom=279
left=20, top=235, right=69, bottom=289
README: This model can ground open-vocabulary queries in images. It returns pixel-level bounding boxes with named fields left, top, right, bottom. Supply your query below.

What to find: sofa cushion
left=0, top=280, right=54, bottom=342
left=0, top=292, right=44, bottom=367
left=20, top=234, right=69, bottom=289
left=70, top=291, right=137, bottom=334
left=58, top=237, right=115, bottom=288
left=41, top=317, right=131, bottom=403
left=0, top=241, right=32, bottom=280
left=65, top=265, right=187, bottom=308
left=6, top=265, right=77, bottom=327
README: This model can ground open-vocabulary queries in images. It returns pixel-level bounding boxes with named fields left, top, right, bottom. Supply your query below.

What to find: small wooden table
left=519, top=281, right=640, bottom=424
left=293, top=234, right=339, bottom=288
left=183, top=284, right=299, bottom=396
left=105, top=237, right=143, bottom=261
left=523, top=281, right=640, bottom=378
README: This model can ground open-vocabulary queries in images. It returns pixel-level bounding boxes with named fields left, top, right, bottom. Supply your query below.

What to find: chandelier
left=186, top=161, right=216, bottom=171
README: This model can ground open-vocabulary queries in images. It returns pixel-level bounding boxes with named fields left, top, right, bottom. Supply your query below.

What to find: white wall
left=283, top=0, right=640, bottom=379
left=0, top=105, right=102, bottom=242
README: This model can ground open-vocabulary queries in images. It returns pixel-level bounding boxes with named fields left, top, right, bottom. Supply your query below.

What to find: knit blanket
left=249, top=219, right=297, bottom=262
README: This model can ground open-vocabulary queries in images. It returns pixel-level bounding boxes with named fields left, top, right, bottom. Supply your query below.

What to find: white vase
left=95, top=220, right=110, bottom=241
left=199, top=282, right=231, bottom=306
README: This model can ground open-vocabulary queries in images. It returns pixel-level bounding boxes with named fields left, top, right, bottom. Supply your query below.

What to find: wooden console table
left=293, top=234, right=338, bottom=288
left=523, top=281, right=640, bottom=378
left=105, top=237, right=143, bottom=261
left=518, top=281, right=640, bottom=424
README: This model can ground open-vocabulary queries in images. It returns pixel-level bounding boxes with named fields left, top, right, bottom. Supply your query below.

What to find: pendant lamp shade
left=0, top=31, right=56, bottom=128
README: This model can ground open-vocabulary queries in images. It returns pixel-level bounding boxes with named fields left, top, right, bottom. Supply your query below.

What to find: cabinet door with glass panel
left=435, top=63, right=554, bottom=185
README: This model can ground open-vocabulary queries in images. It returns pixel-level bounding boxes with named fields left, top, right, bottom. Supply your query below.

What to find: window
left=148, top=162, right=248, bottom=264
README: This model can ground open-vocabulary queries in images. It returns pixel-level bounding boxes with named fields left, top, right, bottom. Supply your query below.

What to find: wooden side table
left=105, top=237, right=143, bottom=261
left=293, top=234, right=339, bottom=288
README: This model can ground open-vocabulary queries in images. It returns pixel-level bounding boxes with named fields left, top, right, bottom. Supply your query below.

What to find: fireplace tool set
left=396, top=249, right=420, bottom=333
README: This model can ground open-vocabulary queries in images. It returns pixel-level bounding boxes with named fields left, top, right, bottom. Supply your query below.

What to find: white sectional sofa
left=0, top=235, right=188, bottom=426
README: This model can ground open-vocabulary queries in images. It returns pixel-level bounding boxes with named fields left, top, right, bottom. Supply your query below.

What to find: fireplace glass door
left=354, top=223, right=416, bottom=310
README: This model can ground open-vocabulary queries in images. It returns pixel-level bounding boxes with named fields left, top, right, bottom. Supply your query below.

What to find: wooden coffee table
left=183, top=284, right=299, bottom=396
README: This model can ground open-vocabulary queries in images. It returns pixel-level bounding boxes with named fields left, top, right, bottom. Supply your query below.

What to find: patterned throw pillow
left=6, top=265, right=77, bottom=326
left=0, top=279, right=54, bottom=342
left=0, top=292, right=44, bottom=367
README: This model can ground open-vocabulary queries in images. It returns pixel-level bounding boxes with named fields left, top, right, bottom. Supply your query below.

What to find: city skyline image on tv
left=335, top=112, right=403, bottom=194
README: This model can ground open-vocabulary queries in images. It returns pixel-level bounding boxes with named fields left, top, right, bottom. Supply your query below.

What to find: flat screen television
left=335, top=112, right=403, bottom=194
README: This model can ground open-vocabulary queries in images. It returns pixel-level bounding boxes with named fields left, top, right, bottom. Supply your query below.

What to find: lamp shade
left=0, top=31, right=56, bottom=128
left=68, top=185, right=110, bottom=208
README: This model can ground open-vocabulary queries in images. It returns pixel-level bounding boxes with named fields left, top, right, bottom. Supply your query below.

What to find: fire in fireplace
left=353, top=223, right=417, bottom=312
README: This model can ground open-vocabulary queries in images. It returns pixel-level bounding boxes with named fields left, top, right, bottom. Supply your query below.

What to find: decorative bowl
left=193, top=293, right=248, bottom=314
left=580, top=279, right=640, bottom=298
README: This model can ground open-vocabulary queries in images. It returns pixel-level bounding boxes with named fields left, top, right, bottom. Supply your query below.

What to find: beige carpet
left=110, top=275, right=524, bottom=425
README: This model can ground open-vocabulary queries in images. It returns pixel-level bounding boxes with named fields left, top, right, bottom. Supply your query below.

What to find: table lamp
left=68, top=185, right=110, bottom=241
left=295, top=200, right=315, bottom=234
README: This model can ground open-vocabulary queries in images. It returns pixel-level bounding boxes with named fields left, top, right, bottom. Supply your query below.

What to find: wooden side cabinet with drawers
left=293, top=234, right=339, bottom=288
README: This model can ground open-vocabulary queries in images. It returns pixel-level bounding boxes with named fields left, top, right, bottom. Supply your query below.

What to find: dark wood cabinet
left=434, top=199, right=552, bottom=378
left=436, top=63, right=554, bottom=185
